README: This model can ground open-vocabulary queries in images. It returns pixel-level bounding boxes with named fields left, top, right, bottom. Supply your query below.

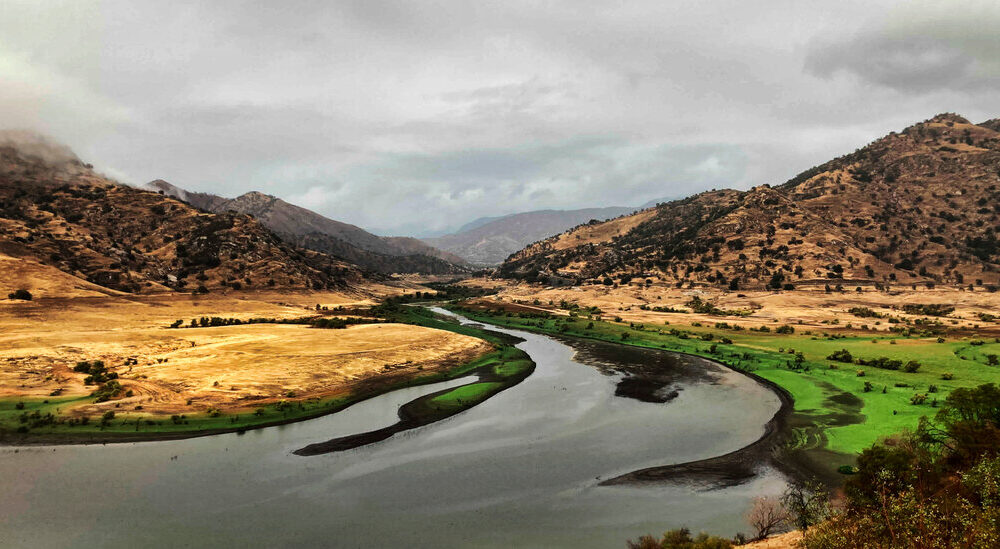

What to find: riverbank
left=450, top=303, right=885, bottom=482
left=0, top=303, right=790, bottom=548
left=293, top=343, right=534, bottom=455
left=0, top=300, right=529, bottom=445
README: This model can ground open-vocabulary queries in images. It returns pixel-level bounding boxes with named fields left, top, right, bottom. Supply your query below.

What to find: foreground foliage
left=801, top=384, right=1000, bottom=548
left=626, top=528, right=733, bottom=549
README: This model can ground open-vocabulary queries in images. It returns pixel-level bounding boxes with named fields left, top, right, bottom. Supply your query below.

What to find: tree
left=781, top=480, right=829, bottom=531
left=745, top=496, right=788, bottom=541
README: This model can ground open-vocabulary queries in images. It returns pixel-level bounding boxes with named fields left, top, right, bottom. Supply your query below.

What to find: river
left=0, top=310, right=785, bottom=548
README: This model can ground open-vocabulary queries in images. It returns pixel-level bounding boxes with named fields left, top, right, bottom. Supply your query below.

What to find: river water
left=0, top=311, right=785, bottom=548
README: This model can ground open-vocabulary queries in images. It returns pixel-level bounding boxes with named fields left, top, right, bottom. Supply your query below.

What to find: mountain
left=147, top=180, right=467, bottom=274
left=0, top=133, right=364, bottom=295
left=424, top=206, right=641, bottom=265
left=501, top=113, right=1000, bottom=289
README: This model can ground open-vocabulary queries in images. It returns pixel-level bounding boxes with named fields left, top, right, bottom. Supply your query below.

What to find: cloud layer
left=1, top=1, right=998, bottom=235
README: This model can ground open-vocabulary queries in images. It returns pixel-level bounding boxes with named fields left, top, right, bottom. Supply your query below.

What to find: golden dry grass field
left=462, top=278, right=1000, bottom=336
left=1, top=279, right=490, bottom=420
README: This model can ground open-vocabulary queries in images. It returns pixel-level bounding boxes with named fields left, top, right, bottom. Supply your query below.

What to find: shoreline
left=1, top=308, right=848, bottom=489
left=457, top=311, right=851, bottom=487
left=0, top=346, right=515, bottom=448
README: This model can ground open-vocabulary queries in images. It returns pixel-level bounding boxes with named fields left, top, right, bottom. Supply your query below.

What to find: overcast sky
left=1, top=1, right=998, bottom=236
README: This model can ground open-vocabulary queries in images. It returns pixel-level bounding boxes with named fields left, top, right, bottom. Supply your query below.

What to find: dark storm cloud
left=0, top=1, right=997, bottom=235
left=805, top=5, right=1000, bottom=94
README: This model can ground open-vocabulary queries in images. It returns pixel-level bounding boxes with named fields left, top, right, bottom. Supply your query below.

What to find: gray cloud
left=805, top=3, right=1000, bottom=93
left=0, top=1, right=997, bottom=236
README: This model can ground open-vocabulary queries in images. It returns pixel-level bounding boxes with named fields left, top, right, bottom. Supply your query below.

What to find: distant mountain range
left=147, top=180, right=468, bottom=275
left=501, top=113, right=1000, bottom=289
left=423, top=206, right=649, bottom=265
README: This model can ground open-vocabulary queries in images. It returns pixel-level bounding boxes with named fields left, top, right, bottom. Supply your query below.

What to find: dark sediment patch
left=599, top=363, right=794, bottom=489
left=614, top=377, right=679, bottom=403
left=556, top=336, right=723, bottom=405
left=576, top=342, right=863, bottom=489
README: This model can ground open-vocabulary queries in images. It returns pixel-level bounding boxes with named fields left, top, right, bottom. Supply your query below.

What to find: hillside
left=148, top=180, right=467, bottom=274
left=424, top=206, right=639, bottom=265
left=501, top=114, right=1000, bottom=289
left=0, top=135, right=364, bottom=296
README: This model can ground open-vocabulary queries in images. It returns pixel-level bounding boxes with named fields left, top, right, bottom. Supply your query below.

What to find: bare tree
left=745, top=496, right=788, bottom=541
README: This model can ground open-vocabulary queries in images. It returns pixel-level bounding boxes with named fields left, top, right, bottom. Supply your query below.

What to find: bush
left=626, top=528, right=733, bottom=549
left=92, top=380, right=123, bottom=403
left=8, top=289, right=32, bottom=301
left=826, top=349, right=853, bottom=363
left=902, top=303, right=954, bottom=316
left=902, top=360, right=921, bottom=373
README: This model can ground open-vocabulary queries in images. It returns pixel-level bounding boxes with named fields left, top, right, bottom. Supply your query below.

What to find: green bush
left=626, top=528, right=732, bottom=549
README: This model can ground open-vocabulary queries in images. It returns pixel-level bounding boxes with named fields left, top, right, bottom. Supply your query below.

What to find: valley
left=5, top=113, right=1000, bottom=548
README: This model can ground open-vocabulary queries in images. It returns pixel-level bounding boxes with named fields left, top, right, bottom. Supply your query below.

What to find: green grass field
left=452, top=306, right=1000, bottom=456
left=427, top=382, right=506, bottom=411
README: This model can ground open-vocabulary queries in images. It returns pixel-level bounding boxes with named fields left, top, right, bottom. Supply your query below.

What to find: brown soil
left=738, top=531, right=802, bottom=549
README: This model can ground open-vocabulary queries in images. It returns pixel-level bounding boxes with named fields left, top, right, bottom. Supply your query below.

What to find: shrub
left=848, top=307, right=883, bottom=318
left=775, top=324, right=795, bottom=334
left=902, top=303, right=954, bottom=316
left=7, top=289, right=32, bottom=300
left=100, top=410, right=115, bottom=425
left=902, top=360, right=921, bottom=373
left=626, top=528, right=733, bottom=549
left=92, top=380, right=123, bottom=403
left=826, top=349, right=853, bottom=363
left=942, top=372, right=954, bottom=380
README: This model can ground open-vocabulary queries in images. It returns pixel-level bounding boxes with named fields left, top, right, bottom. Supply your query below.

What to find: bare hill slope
left=1, top=135, right=364, bottom=295
left=501, top=114, right=1000, bottom=290
left=148, top=180, right=467, bottom=274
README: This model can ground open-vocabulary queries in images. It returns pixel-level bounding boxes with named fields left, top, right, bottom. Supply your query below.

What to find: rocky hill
left=423, top=206, right=640, bottom=265
left=500, top=114, right=1000, bottom=289
left=148, top=180, right=467, bottom=274
left=0, top=135, right=365, bottom=295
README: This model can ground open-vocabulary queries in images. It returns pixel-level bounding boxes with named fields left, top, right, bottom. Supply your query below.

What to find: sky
left=1, top=1, right=998, bottom=237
